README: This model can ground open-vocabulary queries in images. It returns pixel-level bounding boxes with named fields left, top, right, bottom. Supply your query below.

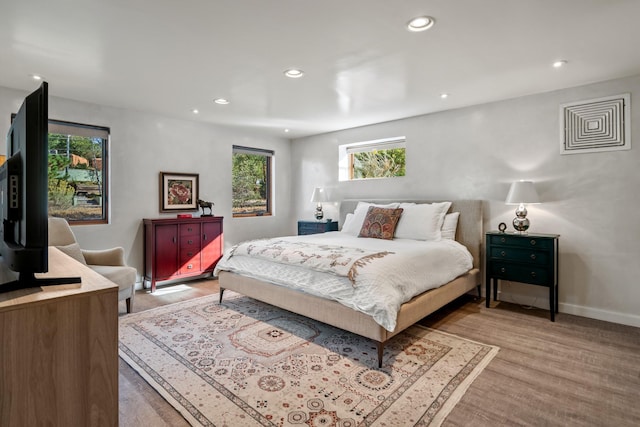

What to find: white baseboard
left=559, top=302, right=640, bottom=328
left=496, top=289, right=640, bottom=329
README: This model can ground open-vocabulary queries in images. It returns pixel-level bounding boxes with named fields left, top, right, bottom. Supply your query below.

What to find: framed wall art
left=159, top=172, right=199, bottom=212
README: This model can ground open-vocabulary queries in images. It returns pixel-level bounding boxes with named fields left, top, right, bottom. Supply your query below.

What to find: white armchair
left=48, top=217, right=136, bottom=313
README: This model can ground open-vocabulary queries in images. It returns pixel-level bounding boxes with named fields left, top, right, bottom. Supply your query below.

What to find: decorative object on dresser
left=197, top=198, right=214, bottom=216
left=0, top=247, right=118, bottom=426
left=159, top=172, right=199, bottom=212
left=505, top=180, right=540, bottom=233
left=119, top=291, right=499, bottom=426
left=309, top=186, right=327, bottom=220
left=143, top=216, right=223, bottom=292
left=297, top=219, right=339, bottom=235
left=485, top=231, right=559, bottom=321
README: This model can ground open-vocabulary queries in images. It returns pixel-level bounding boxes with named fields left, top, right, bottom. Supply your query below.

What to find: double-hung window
left=232, top=146, right=273, bottom=217
left=47, top=120, right=109, bottom=224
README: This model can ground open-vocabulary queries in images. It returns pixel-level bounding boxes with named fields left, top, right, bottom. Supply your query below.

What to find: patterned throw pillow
left=358, top=206, right=404, bottom=240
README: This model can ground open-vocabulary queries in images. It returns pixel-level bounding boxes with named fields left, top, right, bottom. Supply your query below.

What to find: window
left=47, top=120, right=109, bottom=224
left=232, top=146, right=273, bottom=217
left=338, top=137, right=406, bottom=181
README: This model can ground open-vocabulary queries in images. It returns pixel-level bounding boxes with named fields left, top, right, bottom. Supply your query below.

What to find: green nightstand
left=485, top=231, right=560, bottom=321
left=297, top=220, right=339, bottom=235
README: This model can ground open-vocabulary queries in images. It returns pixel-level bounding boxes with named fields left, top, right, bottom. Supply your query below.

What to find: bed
left=216, top=199, right=483, bottom=367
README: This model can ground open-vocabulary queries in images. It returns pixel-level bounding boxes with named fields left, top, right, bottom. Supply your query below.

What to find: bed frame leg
left=377, top=341, right=385, bottom=368
left=476, top=284, right=481, bottom=299
left=219, top=288, right=225, bottom=303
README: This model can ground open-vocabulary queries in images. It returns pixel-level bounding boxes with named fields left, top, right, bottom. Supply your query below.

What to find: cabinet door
left=202, top=221, right=222, bottom=271
left=155, top=224, right=179, bottom=279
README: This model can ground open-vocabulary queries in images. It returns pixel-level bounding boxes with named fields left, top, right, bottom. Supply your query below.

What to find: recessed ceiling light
left=191, top=109, right=199, bottom=114
left=284, top=69, right=304, bottom=78
left=31, top=74, right=43, bottom=80
left=214, top=98, right=230, bottom=105
left=407, top=16, right=435, bottom=32
left=284, top=129, right=290, bottom=133
left=440, top=93, right=449, bottom=99
left=553, top=60, right=568, bottom=68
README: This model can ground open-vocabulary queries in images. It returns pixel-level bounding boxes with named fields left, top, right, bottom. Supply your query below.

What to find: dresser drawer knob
left=501, top=251, right=506, bottom=257
left=501, top=237, right=506, bottom=243
left=188, top=239, right=193, bottom=244
left=187, top=264, right=193, bottom=269
left=530, top=271, right=536, bottom=278
left=500, top=267, right=506, bottom=273
left=530, top=239, right=537, bottom=246
left=530, top=254, right=536, bottom=260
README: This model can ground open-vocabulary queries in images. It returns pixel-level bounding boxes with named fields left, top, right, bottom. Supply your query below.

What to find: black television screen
left=0, top=82, right=80, bottom=293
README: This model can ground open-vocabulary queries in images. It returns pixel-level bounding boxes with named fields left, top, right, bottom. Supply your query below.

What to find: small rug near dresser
left=119, top=292, right=498, bottom=426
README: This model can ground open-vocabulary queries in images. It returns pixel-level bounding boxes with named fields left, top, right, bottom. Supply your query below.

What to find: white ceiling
left=2, top=0, right=640, bottom=139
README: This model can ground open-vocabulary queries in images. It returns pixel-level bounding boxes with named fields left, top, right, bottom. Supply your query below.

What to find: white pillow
left=341, top=213, right=355, bottom=233
left=394, top=202, right=452, bottom=240
left=441, top=212, right=460, bottom=240
left=341, top=202, right=400, bottom=235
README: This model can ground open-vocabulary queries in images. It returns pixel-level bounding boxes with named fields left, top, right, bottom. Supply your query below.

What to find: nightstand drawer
left=298, top=220, right=338, bottom=235
left=488, top=234, right=554, bottom=250
left=489, top=247, right=550, bottom=265
left=490, top=262, right=550, bottom=286
left=298, top=223, right=325, bottom=234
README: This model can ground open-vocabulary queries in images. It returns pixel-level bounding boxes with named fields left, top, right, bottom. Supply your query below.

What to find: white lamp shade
left=310, top=187, right=327, bottom=203
left=505, top=181, right=540, bottom=204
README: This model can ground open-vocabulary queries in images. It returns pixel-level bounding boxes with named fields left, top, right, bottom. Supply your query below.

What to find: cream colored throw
left=229, top=238, right=392, bottom=283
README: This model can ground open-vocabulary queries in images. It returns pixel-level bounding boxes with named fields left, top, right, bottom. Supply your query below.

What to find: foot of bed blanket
left=219, top=288, right=225, bottom=303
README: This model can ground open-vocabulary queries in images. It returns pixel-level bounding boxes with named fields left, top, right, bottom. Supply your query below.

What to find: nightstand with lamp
left=299, top=187, right=338, bottom=235
left=486, top=180, right=560, bottom=321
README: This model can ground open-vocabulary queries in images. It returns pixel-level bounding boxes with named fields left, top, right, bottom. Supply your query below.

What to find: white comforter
left=214, top=232, right=473, bottom=331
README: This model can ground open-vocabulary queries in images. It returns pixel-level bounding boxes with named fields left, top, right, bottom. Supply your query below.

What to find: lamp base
left=315, top=205, right=324, bottom=221
left=512, top=217, right=530, bottom=233
left=512, top=203, right=529, bottom=233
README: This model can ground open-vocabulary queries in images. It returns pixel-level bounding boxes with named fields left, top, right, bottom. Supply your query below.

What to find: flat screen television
left=0, top=82, right=80, bottom=293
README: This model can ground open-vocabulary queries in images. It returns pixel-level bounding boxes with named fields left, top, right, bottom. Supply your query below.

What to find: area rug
left=119, top=292, right=498, bottom=426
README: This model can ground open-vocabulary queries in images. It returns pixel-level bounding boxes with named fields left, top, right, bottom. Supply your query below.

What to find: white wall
left=290, top=74, right=640, bottom=328
left=0, top=85, right=294, bottom=286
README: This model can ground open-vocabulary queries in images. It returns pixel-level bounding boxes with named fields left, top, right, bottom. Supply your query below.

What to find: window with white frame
left=338, top=137, right=406, bottom=181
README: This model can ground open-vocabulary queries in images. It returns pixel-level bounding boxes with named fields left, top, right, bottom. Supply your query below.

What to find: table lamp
left=505, top=180, right=540, bottom=233
left=310, top=187, right=327, bottom=220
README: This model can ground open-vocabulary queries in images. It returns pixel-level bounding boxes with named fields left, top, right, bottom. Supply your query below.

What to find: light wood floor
left=119, top=279, right=640, bottom=426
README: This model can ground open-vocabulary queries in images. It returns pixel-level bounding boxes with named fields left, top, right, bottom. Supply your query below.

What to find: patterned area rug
left=119, top=292, right=498, bottom=426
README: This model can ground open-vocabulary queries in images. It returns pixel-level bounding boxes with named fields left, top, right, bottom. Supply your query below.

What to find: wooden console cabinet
left=0, top=247, right=119, bottom=426
left=143, top=216, right=223, bottom=292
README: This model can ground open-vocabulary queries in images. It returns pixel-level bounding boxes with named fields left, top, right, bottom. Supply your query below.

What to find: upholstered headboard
left=339, top=199, right=484, bottom=271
